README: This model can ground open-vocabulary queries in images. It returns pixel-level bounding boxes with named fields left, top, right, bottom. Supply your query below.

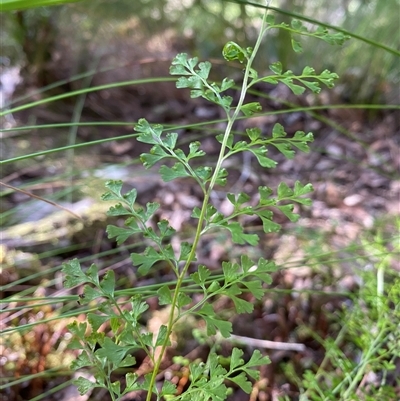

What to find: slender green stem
left=0, top=77, right=175, bottom=117
left=145, top=189, right=211, bottom=401
left=228, top=0, right=400, bottom=57
left=209, top=9, right=269, bottom=191
left=338, top=324, right=389, bottom=398
left=66, top=56, right=100, bottom=204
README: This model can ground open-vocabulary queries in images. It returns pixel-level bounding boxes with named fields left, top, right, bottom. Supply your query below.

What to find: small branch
left=227, top=333, right=306, bottom=352
left=0, top=181, right=82, bottom=220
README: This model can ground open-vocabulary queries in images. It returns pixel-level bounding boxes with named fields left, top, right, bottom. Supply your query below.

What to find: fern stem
left=144, top=6, right=272, bottom=400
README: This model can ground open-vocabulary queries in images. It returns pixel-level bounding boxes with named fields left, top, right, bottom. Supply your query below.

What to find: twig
left=0, top=181, right=82, bottom=220
left=227, top=333, right=306, bottom=352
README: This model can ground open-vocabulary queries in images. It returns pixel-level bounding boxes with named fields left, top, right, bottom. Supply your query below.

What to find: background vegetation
left=1, top=0, right=399, bottom=400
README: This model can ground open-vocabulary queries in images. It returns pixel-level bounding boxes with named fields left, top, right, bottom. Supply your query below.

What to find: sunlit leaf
left=159, top=163, right=190, bottom=182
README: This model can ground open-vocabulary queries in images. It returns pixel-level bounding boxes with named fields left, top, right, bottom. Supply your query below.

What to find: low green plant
left=279, top=218, right=400, bottom=401
left=61, top=4, right=348, bottom=401
left=291, top=224, right=400, bottom=401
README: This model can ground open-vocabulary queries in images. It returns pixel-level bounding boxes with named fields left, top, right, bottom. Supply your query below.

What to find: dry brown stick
left=227, top=333, right=306, bottom=352
left=0, top=181, right=82, bottom=220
